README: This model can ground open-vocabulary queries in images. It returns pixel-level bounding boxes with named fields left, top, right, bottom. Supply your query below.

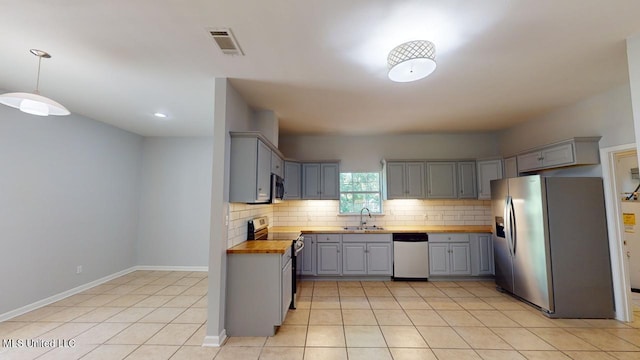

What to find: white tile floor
left=1, top=271, right=640, bottom=359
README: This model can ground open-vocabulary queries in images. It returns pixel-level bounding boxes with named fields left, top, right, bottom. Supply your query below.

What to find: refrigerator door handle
left=504, top=196, right=513, bottom=256
left=509, top=196, right=516, bottom=255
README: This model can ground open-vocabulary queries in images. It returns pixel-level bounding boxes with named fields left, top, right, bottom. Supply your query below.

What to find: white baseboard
left=203, top=329, right=227, bottom=347
left=0, top=265, right=209, bottom=322
left=0, top=266, right=137, bottom=322
left=135, top=265, right=208, bottom=272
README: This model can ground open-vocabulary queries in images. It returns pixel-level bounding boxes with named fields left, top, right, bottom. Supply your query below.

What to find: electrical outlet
left=76, top=265, right=83, bottom=274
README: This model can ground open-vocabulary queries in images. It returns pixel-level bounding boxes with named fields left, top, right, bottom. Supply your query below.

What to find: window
left=339, top=172, right=382, bottom=214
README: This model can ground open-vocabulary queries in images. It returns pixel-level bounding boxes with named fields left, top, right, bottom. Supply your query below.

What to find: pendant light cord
left=34, top=55, right=42, bottom=94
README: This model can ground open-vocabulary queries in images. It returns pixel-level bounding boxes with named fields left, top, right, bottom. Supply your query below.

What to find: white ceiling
left=1, top=1, right=640, bottom=137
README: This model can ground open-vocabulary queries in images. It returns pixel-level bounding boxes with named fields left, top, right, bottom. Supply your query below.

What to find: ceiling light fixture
left=153, top=112, right=168, bottom=118
left=0, top=49, right=70, bottom=116
left=387, top=40, right=437, bottom=82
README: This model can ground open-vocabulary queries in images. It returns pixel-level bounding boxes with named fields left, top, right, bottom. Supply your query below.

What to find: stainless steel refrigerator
left=491, top=175, right=615, bottom=318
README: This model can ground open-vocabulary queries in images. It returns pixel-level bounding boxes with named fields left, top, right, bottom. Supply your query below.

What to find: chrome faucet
left=359, top=207, right=371, bottom=228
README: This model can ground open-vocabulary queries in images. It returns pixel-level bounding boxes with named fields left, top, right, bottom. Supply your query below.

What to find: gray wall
left=499, top=84, right=635, bottom=156
left=279, top=133, right=500, bottom=171
left=0, top=106, right=143, bottom=314
left=136, top=137, right=213, bottom=266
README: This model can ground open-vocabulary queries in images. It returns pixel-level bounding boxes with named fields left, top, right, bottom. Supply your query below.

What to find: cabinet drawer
left=342, top=234, right=391, bottom=242
left=316, top=234, right=342, bottom=243
left=428, top=233, right=469, bottom=243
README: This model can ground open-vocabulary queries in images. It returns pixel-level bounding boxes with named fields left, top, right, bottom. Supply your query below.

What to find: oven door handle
left=294, top=239, right=305, bottom=255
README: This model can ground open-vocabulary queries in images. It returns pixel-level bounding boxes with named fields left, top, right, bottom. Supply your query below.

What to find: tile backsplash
left=228, top=199, right=492, bottom=248
left=272, top=199, right=492, bottom=228
left=227, top=203, right=273, bottom=248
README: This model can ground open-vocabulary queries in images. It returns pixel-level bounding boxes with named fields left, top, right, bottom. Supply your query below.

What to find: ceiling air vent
left=208, top=28, right=244, bottom=56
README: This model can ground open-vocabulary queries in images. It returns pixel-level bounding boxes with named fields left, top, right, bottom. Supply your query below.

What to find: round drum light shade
left=387, top=40, right=436, bottom=82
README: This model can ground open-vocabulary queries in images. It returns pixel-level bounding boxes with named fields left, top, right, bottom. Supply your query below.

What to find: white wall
left=499, top=84, right=634, bottom=156
left=279, top=133, right=500, bottom=171
left=137, top=137, right=213, bottom=266
left=208, top=79, right=257, bottom=344
left=0, top=107, right=143, bottom=315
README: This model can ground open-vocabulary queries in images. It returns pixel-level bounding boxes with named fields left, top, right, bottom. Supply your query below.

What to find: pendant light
left=0, top=49, right=70, bottom=116
left=388, top=40, right=437, bottom=82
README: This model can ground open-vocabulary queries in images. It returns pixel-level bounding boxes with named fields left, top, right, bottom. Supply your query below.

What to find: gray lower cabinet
left=316, top=234, right=342, bottom=275
left=342, top=242, right=393, bottom=275
left=366, top=243, right=393, bottom=275
left=284, top=161, right=301, bottom=200
left=342, top=234, right=393, bottom=276
left=428, top=233, right=471, bottom=276
left=342, top=243, right=367, bottom=275
left=317, top=243, right=341, bottom=275
left=470, top=233, right=494, bottom=276
left=226, top=248, right=292, bottom=336
left=301, top=234, right=316, bottom=275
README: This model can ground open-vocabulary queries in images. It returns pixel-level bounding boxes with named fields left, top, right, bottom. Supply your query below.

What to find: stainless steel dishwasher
left=393, top=233, right=429, bottom=280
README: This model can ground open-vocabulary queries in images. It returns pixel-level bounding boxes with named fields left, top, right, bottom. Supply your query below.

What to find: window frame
left=338, top=172, right=383, bottom=215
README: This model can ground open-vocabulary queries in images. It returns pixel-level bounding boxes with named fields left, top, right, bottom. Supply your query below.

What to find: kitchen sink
left=343, top=225, right=385, bottom=231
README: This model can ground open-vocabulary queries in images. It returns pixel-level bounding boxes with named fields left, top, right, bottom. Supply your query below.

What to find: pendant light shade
left=0, top=49, right=70, bottom=116
left=388, top=40, right=437, bottom=82
left=0, top=92, right=69, bottom=116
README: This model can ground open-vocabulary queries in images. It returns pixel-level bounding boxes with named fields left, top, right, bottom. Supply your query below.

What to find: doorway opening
left=601, top=144, right=639, bottom=321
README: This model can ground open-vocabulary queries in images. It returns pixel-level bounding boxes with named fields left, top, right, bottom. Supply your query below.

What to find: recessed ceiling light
left=154, top=112, right=168, bottom=118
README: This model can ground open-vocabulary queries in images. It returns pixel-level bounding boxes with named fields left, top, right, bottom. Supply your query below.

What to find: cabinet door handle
left=337, top=249, right=340, bottom=253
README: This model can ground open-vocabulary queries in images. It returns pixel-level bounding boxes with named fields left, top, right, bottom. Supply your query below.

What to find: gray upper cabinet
left=302, top=163, right=321, bottom=199
left=386, top=161, right=425, bottom=199
left=229, top=135, right=272, bottom=203
left=426, top=162, right=457, bottom=198
left=516, top=137, right=601, bottom=173
left=321, top=163, right=340, bottom=199
left=302, top=162, right=339, bottom=200
left=504, top=157, right=518, bottom=178
left=457, top=162, right=477, bottom=199
left=284, top=161, right=301, bottom=200
left=271, top=152, right=284, bottom=178
left=477, top=159, right=503, bottom=199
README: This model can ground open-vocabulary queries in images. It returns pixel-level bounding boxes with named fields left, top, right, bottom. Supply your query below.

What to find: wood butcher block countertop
left=227, top=240, right=293, bottom=254
left=270, top=225, right=492, bottom=234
